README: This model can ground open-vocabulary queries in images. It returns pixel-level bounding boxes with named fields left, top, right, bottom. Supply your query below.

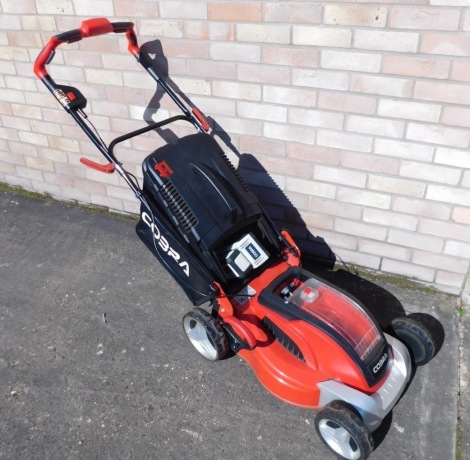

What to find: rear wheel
left=182, top=308, right=229, bottom=361
left=315, top=401, right=373, bottom=460
left=390, top=316, right=436, bottom=366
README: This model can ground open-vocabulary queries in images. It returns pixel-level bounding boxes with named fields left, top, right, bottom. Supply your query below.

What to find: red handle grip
left=79, top=18, right=114, bottom=38
left=34, top=18, right=138, bottom=80
left=34, top=36, right=62, bottom=79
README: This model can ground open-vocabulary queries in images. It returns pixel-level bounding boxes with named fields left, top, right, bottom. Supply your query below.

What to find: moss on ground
left=0, top=182, right=137, bottom=222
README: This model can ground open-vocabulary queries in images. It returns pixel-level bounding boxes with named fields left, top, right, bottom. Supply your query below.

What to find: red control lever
left=80, top=157, right=115, bottom=174
left=192, top=108, right=210, bottom=132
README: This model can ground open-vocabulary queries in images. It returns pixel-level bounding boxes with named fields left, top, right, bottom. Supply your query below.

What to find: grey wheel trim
left=182, top=308, right=229, bottom=361
left=317, top=419, right=362, bottom=460
left=315, top=401, right=373, bottom=460
left=183, top=315, right=219, bottom=360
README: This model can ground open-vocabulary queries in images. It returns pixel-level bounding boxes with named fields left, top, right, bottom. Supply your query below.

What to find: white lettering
left=158, top=236, right=169, bottom=252
left=180, top=261, right=190, bottom=276
left=373, top=353, right=388, bottom=374
left=168, top=247, right=180, bottom=262
left=141, top=211, right=190, bottom=277
left=142, top=211, right=152, bottom=227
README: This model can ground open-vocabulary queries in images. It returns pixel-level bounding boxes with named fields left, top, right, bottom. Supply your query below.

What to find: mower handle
left=34, top=18, right=139, bottom=80
left=35, top=17, right=209, bottom=132
left=34, top=17, right=211, bottom=182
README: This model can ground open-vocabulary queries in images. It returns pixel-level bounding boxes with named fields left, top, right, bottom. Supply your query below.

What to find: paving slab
left=0, top=189, right=460, bottom=460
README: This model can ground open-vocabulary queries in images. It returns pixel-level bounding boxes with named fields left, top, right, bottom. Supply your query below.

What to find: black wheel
left=182, top=308, right=229, bottom=361
left=390, top=316, right=436, bottom=366
left=315, top=401, right=373, bottom=460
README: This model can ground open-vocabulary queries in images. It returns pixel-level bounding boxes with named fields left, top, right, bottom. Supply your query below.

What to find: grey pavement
left=0, top=189, right=463, bottom=460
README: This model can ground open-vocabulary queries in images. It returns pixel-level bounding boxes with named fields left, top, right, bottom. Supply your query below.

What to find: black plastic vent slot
left=262, top=317, right=305, bottom=362
left=220, top=151, right=252, bottom=194
left=160, top=181, right=198, bottom=233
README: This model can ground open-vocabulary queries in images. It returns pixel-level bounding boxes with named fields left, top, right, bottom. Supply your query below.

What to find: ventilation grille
left=160, top=181, right=198, bottom=233
left=262, top=317, right=305, bottom=362
left=220, top=151, right=252, bottom=194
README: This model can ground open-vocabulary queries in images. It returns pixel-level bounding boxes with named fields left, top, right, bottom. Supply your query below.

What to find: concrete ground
left=0, top=189, right=463, bottom=459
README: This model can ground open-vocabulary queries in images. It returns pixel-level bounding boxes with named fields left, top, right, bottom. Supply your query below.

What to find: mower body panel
left=318, top=334, right=412, bottom=432
left=219, top=261, right=397, bottom=408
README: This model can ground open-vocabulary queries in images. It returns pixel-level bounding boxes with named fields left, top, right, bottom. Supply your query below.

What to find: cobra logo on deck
left=373, top=352, right=389, bottom=374
left=142, top=211, right=190, bottom=277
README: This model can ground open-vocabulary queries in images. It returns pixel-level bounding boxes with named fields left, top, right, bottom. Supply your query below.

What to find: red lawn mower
left=35, top=19, right=436, bottom=460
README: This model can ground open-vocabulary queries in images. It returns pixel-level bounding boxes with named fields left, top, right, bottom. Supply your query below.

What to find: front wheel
left=182, top=308, right=229, bottom=361
left=390, top=316, right=436, bottom=366
left=315, top=401, right=373, bottom=460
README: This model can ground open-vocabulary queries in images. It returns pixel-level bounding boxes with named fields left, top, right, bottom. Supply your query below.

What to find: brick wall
left=1, top=1, right=469, bottom=299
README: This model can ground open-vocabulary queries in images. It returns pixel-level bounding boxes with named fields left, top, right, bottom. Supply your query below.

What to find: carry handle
left=34, top=18, right=138, bottom=80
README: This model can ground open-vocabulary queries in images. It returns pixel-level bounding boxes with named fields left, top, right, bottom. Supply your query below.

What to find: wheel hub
left=318, top=419, right=361, bottom=460
left=183, top=317, right=218, bottom=360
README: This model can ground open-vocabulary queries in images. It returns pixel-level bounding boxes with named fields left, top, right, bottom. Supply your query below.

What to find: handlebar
left=33, top=17, right=211, bottom=179
left=34, top=18, right=139, bottom=80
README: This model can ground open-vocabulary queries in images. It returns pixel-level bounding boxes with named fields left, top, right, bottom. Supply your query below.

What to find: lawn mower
left=34, top=19, right=436, bottom=460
